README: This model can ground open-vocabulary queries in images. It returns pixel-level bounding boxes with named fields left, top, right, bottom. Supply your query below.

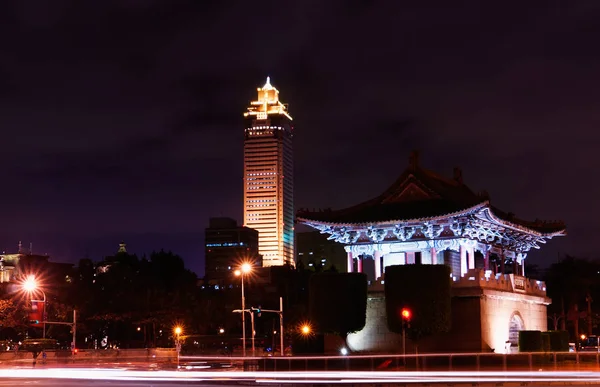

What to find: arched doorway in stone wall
left=508, top=312, right=525, bottom=351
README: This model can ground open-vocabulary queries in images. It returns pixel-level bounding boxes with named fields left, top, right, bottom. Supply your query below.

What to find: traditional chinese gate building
left=297, top=152, right=566, bottom=353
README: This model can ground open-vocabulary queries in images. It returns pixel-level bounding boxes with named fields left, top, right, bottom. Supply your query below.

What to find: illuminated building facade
left=204, top=217, right=261, bottom=284
left=296, top=231, right=347, bottom=271
left=243, top=77, right=294, bottom=267
left=0, top=242, right=73, bottom=286
left=297, top=152, right=566, bottom=353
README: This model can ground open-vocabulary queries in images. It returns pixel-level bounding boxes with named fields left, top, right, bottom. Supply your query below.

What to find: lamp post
left=174, top=326, right=182, bottom=368
left=235, top=263, right=252, bottom=357
left=23, top=276, right=47, bottom=338
left=250, top=310, right=256, bottom=356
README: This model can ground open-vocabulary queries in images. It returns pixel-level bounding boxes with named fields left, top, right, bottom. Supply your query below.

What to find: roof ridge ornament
left=408, top=150, right=420, bottom=170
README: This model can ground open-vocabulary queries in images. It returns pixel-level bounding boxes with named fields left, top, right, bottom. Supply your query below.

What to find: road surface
left=1, top=368, right=600, bottom=385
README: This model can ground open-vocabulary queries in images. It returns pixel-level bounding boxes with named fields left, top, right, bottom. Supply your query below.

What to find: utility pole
left=250, top=311, right=255, bottom=357
left=271, top=319, right=275, bottom=353
left=401, top=308, right=411, bottom=365
left=279, top=297, right=284, bottom=356
left=574, top=303, right=579, bottom=350
left=44, top=309, right=77, bottom=354
left=587, top=292, right=593, bottom=336
left=402, top=323, right=406, bottom=360
left=241, top=297, right=285, bottom=356
left=242, top=279, right=246, bottom=357
left=232, top=308, right=256, bottom=356
left=561, top=298, right=566, bottom=331
left=72, top=310, right=77, bottom=354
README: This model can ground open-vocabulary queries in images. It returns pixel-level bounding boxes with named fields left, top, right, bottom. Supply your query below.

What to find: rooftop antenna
left=18, top=241, right=22, bottom=254
left=263, top=76, right=272, bottom=89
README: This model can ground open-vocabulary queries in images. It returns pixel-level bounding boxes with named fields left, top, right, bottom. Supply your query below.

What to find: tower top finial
left=245, top=76, right=292, bottom=120
left=118, top=241, right=127, bottom=253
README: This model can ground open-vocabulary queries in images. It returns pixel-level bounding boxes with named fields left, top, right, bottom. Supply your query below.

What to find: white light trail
left=0, top=368, right=599, bottom=384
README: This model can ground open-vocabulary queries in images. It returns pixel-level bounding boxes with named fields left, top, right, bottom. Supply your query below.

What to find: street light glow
left=235, top=262, right=253, bottom=277
left=241, top=263, right=252, bottom=273
left=301, top=324, right=311, bottom=335
left=174, top=326, right=182, bottom=336
left=23, top=276, right=38, bottom=292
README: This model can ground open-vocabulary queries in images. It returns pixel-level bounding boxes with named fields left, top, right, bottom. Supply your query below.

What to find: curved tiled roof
left=297, top=152, right=566, bottom=236
left=487, top=206, right=566, bottom=235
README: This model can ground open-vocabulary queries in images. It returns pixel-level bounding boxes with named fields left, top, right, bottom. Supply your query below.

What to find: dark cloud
left=0, top=0, right=597, bottom=274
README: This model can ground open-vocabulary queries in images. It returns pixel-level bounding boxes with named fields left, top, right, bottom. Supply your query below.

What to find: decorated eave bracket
left=308, top=216, right=556, bottom=253
left=323, top=226, right=360, bottom=244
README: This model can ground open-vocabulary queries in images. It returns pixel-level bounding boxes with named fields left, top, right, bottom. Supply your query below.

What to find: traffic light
left=401, top=308, right=411, bottom=320
left=401, top=308, right=411, bottom=328
left=251, top=307, right=261, bottom=317
left=29, top=320, right=39, bottom=325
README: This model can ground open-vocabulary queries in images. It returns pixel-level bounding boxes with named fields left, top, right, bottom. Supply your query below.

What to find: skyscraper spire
left=245, top=76, right=291, bottom=120
left=243, top=77, right=295, bottom=267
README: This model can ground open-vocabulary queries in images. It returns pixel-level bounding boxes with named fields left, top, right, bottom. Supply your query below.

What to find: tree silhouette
left=309, top=272, right=367, bottom=342
left=544, top=255, right=600, bottom=338
left=385, top=265, right=451, bottom=341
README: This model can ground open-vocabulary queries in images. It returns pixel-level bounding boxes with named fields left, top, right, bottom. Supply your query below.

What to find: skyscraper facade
left=243, top=77, right=294, bottom=267
left=204, top=217, right=261, bottom=284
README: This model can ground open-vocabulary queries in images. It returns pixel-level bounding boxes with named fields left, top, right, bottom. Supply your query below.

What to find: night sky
left=1, top=1, right=596, bottom=276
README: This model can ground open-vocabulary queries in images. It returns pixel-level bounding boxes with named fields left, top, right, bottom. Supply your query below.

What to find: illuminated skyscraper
left=243, top=77, right=294, bottom=267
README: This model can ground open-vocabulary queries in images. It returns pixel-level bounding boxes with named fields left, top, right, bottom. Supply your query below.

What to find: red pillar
left=347, top=252, right=353, bottom=273
left=357, top=255, right=363, bottom=273
left=374, top=251, right=382, bottom=280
